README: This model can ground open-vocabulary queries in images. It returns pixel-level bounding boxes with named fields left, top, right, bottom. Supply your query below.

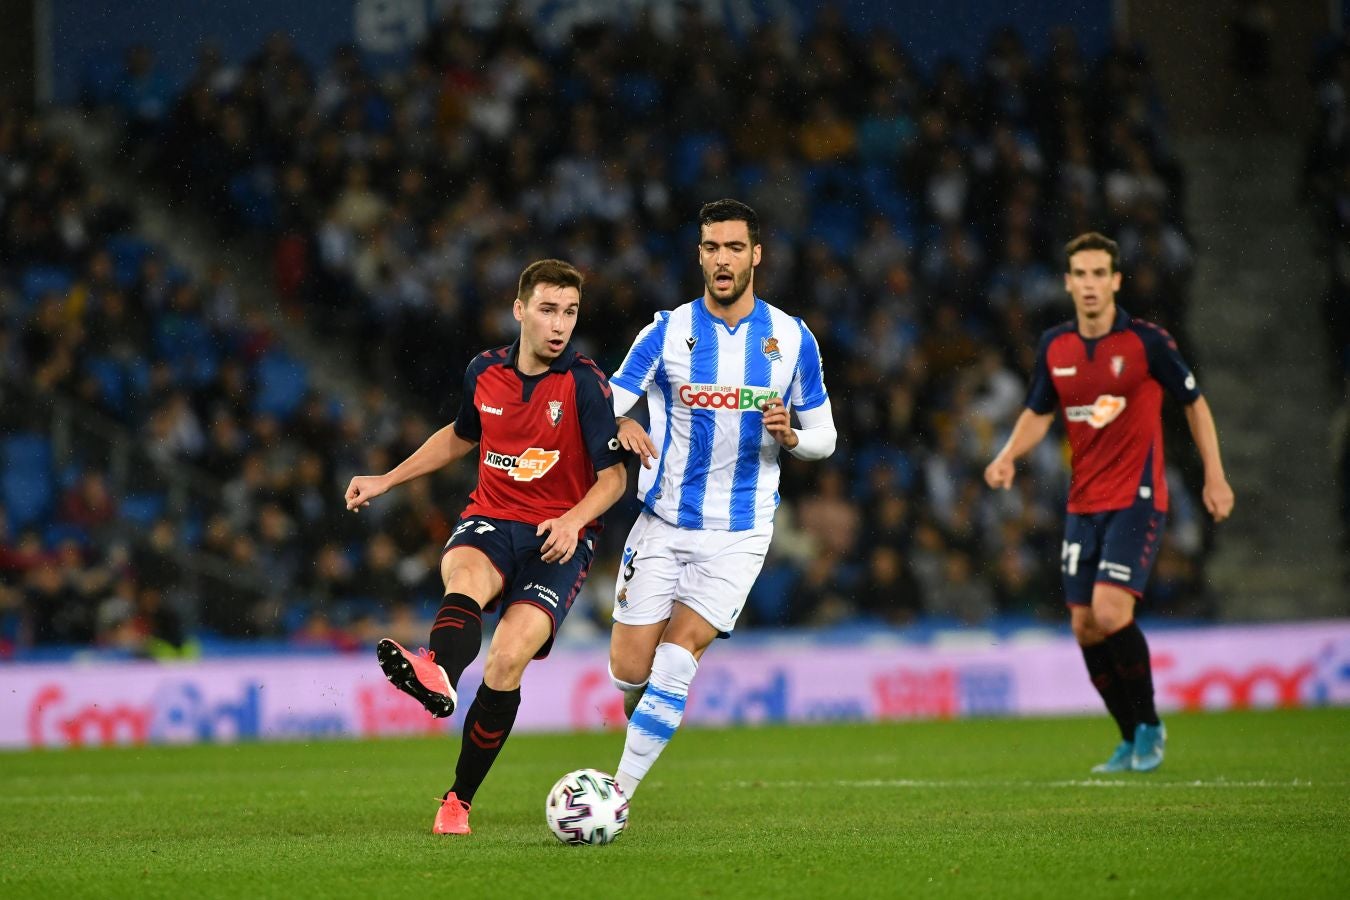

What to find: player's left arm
left=536, top=361, right=631, bottom=563
left=1183, top=396, right=1235, bottom=522
left=1141, top=323, right=1235, bottom=522
left=770, top=319, right=837, bottom=460
left=538, top=462, right=627, bottom=563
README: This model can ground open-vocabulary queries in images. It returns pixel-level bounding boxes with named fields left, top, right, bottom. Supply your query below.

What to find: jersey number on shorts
left=1061, top=541, right=1082, bottom=576
left=453, top=519, right=499, bottom=539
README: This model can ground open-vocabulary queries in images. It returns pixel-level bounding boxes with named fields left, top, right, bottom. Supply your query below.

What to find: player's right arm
left=984, top=409, right=1056, bottom=490
left=346, top=356, right=486, bottom=510
left=344, top=424, right=477, bottom=511
left=610, top=312, right=669, bottom=468
left=986, top=331, right=1059, bottom=490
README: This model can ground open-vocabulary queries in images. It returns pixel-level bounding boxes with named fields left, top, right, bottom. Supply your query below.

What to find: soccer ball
left=545, top=768, right=629, bottom=845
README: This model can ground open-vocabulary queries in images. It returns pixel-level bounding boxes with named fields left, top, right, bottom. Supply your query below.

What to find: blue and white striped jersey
left=610, top=297, right=830, bottom=532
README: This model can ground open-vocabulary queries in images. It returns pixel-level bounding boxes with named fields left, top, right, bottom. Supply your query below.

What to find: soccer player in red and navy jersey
left=344, top=259, right=627, bottom=834
left=984, top=232, right=1234, bottom=773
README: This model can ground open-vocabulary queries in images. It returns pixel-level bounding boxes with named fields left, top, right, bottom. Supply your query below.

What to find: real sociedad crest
left=548, top=400, right=564, bottom=426
left=762, top=336, right=781, bottom=361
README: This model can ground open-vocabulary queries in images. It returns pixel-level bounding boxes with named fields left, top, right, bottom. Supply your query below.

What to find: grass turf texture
left=2, top=708, right=1345, bottom=899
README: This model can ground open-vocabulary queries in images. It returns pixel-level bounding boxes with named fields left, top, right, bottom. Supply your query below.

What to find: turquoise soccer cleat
left=1131, top=722, right=1167, bottom=772
left=1090, top=739, right=1135, bottom=774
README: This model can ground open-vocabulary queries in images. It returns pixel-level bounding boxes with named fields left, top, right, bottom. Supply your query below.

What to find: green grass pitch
left=2, top=708, right=1346, bottom=899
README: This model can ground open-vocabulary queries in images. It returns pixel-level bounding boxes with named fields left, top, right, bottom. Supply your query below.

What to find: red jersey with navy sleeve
left=1025, top=307, right=1201, bottom=514
left=452, top=341, right=624, bottom=529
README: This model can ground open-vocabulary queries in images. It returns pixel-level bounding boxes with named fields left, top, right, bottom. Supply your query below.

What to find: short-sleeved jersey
left=452, top=341, right=624, bottom=529
left=1025, top=307, right=1200, bottom=514
left=610, top=297, right=829, bottom=532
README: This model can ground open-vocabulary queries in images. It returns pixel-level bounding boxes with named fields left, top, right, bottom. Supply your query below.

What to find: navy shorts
left=1061, top=499, right=1165, bottom=605
left=443, top=514, right=596, bottom=659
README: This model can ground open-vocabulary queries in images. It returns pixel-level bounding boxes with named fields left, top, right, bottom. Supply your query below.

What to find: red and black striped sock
left=1081, top=640, right=1136, bottom=741
left=450, top=683, right=522, bottom=805
left=1104, top=620, right=1161, bottom=727
left=428, top=593, right=483, bottom=690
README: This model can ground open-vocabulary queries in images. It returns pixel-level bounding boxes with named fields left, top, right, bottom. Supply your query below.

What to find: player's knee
left=609, top=662, right=649, bottom=692
left=481, top=635, right=538, bottom=688
left=1070, top=612, right=1102, bottom=645
left=1090, top=591, right=1134, bottom=634
left=482, top=650, right=530, bottom=690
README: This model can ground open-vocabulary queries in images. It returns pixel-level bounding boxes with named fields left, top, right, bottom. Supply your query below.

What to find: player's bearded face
left=700, top=221, right=759, bottom=306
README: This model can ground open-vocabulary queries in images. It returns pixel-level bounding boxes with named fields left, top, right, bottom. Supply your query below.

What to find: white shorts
left=612, top=510, right=773, bottom=635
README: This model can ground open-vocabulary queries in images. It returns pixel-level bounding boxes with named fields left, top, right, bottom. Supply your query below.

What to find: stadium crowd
left=1, top=10, right=1216, bottom=658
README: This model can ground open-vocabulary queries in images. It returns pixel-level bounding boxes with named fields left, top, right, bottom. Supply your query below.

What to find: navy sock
left=1104, top=620, right=1161, bottom=727
left=428, top=593, right=483, bottom=690
left=450, top=683, right=522, bottom=804
left=1081, top=641, right=1136, bottom=741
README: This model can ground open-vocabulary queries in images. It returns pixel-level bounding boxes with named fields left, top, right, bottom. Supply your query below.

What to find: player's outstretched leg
left=615, top=642, right=696, bottom=799
left=376, top=638, right=457, bottom=718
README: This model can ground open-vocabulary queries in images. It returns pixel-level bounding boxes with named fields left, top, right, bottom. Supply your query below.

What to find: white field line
left=730, top=778, right=1334, bottom=789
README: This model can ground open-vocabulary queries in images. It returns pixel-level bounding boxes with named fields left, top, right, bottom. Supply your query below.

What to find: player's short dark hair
left=699, top=199, right=760, bottom=247
left=1064, top=232, right=1120, bottom=272
left=517, top=258, right=583, bottom=302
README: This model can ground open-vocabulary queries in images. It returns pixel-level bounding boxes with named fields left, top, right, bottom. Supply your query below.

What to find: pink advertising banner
left=2, top=621, right=1347, bottom=750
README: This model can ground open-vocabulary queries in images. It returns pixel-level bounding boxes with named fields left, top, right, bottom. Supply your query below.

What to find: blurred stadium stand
left=1, top=0, right=1344, bottom=662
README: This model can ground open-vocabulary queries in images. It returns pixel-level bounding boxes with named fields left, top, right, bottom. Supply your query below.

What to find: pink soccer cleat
left=376, top=638, right=457, bottom=718
left=433, top=792, right=472, bottom=835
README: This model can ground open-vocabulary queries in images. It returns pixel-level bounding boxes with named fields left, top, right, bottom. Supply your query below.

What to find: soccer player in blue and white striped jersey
left=606, top=199, right=837, bottom=800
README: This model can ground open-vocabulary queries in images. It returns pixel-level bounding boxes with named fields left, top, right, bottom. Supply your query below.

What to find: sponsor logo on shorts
left=677, top=383, right=779, bottom=411
left=484, top=447, right=560, bottom=481
left=1065, top=394, right=1126, bottom=429
left=1099, top=561, right=1133, bottom=582
left=522, top=582, right=561, bottom=608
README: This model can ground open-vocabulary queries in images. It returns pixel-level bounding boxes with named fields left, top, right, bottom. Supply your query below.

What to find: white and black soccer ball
left=545, top=768, right=629, bottom=845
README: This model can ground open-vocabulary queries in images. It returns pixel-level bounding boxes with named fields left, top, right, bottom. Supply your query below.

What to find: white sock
left=615, top=642, right=697, bottom=799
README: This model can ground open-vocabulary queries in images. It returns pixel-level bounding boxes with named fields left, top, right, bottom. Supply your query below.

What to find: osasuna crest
left=1110, top=355, right=1125, bottom=377
left=762, top=336, right=782, bottom=361
left=547, top=400, right=564, bottom=426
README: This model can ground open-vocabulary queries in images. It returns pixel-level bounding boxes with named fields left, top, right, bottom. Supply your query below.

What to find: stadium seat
left=84, top=356, right=128, bottom=414
left=120, top=493, right=166, bottom=526
left=254, top=353, right=309, bottom=419
left=20, top=266, right=74, bottom=309
left=808, top=203, right=863, bottom=257
left=672, top=134, right=723, bottom=188
left=106, top=235, right=153, bottom=288
left=1, top=434, right=55, bottom=532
